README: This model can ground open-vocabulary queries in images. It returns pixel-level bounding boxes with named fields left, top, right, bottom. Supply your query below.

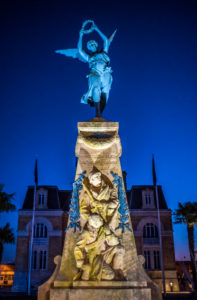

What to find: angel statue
left=55, top=20, right=116, bottom=117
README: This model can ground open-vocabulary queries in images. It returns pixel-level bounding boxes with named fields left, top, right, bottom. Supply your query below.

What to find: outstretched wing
left=108, top=29, right=117, bottom=47
left=55, top=48, right=87, bottom=63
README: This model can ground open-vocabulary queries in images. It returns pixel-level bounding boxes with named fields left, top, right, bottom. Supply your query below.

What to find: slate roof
left=22, top=186, right=71, bottom=210
left=22, top=184, right=168, bottom=211
left=58, top=190, right=72, bottom=211
left=128, top=185, right=168, bottom=209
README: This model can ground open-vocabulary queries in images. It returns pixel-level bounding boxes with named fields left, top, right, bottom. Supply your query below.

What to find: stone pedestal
left=50, top=287, right=151, bottom=300
left=38, top=118, right=162, bottom=300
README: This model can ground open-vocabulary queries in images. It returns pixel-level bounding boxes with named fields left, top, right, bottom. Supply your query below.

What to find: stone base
left=50, top=287, right=151, bottom=300
left=50, top=280, right=151, bottom=300
left=54, top=280, right=147, bottom=288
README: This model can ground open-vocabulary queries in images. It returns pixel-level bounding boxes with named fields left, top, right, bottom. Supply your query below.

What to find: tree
left=173, top=202, right=197, bottom=291
left=0, top=185, right=15, bottom=262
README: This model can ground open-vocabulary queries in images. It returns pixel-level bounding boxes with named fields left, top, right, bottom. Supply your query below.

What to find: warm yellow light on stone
left=38, top=118, right=162, bottom=300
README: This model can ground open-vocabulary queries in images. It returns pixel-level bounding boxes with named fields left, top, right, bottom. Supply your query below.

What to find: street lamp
left=169, top=281, right=173, bottom=292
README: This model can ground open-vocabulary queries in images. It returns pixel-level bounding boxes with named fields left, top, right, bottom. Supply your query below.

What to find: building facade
left=12, top=186, right=70, bottom=292
left=127, top=185, right=179, bottom=292
left=12, top=183, right=179, bottom=292
left=0, top=264, right=15, bottom=288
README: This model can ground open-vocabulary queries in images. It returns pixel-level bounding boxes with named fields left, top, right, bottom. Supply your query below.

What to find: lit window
left=39, top=250, right=47, bottom=270
left=144, top=250, right=151, bottom=269
left=154, top=250, right=161, bottom=269
left=143, top=223, right=158, bottom=238
left=34, top=223, right=47, bottom=238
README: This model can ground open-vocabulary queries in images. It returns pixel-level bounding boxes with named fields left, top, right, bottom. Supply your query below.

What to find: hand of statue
left=92, top=23, right=98, bottom=31
left=79, top=29, right=84, bottom=36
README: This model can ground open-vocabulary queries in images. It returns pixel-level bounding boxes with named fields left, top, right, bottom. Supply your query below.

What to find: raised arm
left=78, top=30, right=89, bottom=62
left=94, top=25, right=109, bottom=53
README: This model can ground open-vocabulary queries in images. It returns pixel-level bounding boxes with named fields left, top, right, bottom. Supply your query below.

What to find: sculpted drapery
left=55, top=20, right=116, bottom=117
left=73, top=169, right=125, bottom=281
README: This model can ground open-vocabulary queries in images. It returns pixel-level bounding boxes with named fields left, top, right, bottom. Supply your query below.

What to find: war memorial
left=38, top=20, right=162, bottom=300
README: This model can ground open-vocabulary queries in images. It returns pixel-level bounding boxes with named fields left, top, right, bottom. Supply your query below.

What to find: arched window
left=143, top=223, right=158, bottom=238
left=34, top=223, right=47, bottom=238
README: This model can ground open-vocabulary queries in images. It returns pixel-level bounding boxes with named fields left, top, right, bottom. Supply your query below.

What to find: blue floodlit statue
left=55, top=20, right=116, bottom=117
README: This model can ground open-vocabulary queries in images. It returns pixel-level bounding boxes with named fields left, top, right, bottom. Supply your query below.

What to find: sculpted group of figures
left=56, top=20, right=116, bottom=117
left=73, top=169, right=125, bottom=281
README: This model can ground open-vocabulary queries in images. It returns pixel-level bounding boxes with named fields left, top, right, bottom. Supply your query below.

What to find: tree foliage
left=0, top=184, right=16, bottom=212
left=0, top=223, right=15, bottom=262
left=173, top=202, right=197, bottom=291
left=0, top=185, right=16, bottom=262
left=173, top=202, right=197, bottom=226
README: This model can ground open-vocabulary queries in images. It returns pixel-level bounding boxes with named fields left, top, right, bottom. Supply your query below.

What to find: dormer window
left=36, top=189, right=48, bottom=209
left=39, top=194, right=45, bottom=206
left=142, top=189, right=155, bottom=208
left=145, top=194, right=152, bottom=205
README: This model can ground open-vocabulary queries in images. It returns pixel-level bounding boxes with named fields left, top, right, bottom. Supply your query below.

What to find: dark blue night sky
left=1, top=0, right=197, bottom=262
